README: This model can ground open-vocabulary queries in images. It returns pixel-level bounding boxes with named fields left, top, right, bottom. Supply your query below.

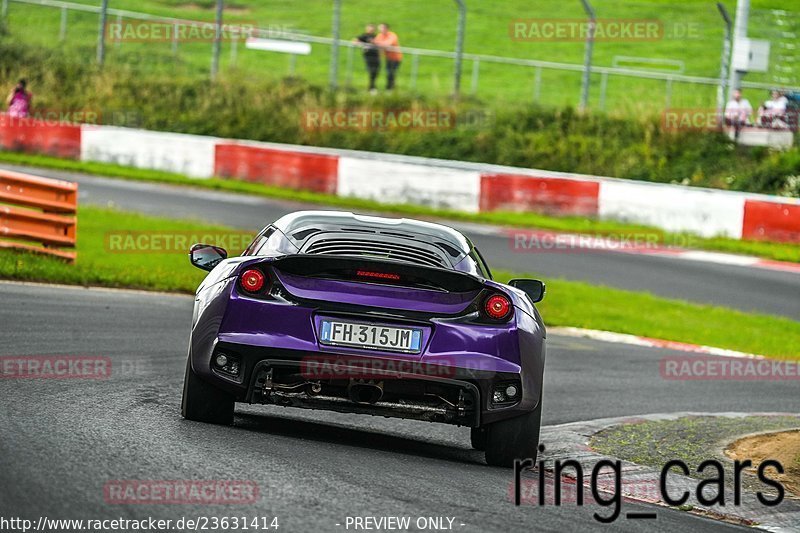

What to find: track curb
left=550, top=326, right=766, bottom=359
left=538, top=412, right=800, bottom=531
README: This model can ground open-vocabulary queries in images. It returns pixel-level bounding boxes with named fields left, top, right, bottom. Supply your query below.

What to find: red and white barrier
left=338, top=156, right=481, bottom=212
left=597, top=180, right=748, bottom=239
left=742, top=199, right=800, bottom=242
left=0, top=114, right=81, bottom=159
left=215, top=141, right=338, bottom=194
left=480, top=173, right=599, bottom=217
left=0, top=121, right=798, bottom=243
left=81, top=126, right=218, bottom=179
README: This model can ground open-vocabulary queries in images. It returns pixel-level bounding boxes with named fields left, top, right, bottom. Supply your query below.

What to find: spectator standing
left=6, top=79, right=32, bottom=118
left=724, top=89, right=752, bottom=138
left=354, top=24, right=380, bottom=94
left=374, top=23, right=402, bottom=90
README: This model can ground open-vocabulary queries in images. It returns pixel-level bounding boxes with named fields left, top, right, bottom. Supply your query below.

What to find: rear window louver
left=302, top=234, right=450, bottom=268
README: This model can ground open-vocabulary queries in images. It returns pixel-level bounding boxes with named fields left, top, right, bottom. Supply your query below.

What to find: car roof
left=272, top=210, right=473, bottom=255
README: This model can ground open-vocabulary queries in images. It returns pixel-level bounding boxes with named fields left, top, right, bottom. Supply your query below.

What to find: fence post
left=453, top=0, right=466, bottom=96
left=716, top=3, right=733, bottom=118
left=599, top=72, right=608, bottom=110
left=470, top=58, right=479, bottom=94
left=665, top=77, right=673, bottom=110
left=96, top=0, right=109, bottom=66
left=410, top=52, right=419, bottom=90
left=211, top=0, right=223, bottom=81
left=345, top=44, right=355, bottom=87
left=329, top=0, right=342, bottom=89
left=289, top=54, right=297, bottom=76
left=59, top=7, right=68, bottom=41
left=533, top=66, right=542, bottom=102
left=114, top=13, right=121, bottom=48
left=1, top=0, right=8, bottom=22
left=172, top=21, right=179, bottom=55
left=727, top=0, right=750, bottom=100
left=579, top=0, right=596, bottom=111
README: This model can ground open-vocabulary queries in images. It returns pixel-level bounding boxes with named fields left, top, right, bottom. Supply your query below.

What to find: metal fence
left=3, top=0, right=800, bottom=114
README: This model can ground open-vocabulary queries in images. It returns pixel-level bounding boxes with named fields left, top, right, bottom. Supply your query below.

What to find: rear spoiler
left=271, top=254, right=485, bottom=293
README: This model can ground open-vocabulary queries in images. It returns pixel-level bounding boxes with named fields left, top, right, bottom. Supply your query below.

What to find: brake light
left=484, top=294, right=512, bottom=320
left=240, top=269, right=266, bottom=293
left=356, top=270, right=401, bottom=281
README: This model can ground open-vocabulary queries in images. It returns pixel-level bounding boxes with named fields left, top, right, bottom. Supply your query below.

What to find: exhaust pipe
left=348, top=380, right=384, bottom=404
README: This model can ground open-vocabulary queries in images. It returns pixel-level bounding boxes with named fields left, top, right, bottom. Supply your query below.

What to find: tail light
left=240, top=269, right=266, bottom=293
left=484, top=293, right=512, bottom=320
left=356, top=270, right=401, bottom=281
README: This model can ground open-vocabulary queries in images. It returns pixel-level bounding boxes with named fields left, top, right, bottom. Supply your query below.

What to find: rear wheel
left=470, top=427, right=487, bottom=451
left=484, top=395, right=542, bottom=467
left=181, top=356, right=235, bottom=425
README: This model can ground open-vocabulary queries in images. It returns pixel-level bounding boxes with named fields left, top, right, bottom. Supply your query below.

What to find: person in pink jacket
left=7, top=79, right=32, bottom=118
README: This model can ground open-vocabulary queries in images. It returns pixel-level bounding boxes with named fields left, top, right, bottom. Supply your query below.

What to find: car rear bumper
left=191, top=341, right=542, bottom=427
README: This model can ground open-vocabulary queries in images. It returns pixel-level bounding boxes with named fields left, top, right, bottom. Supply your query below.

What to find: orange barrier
left=0, top=169, right=78, bottom=262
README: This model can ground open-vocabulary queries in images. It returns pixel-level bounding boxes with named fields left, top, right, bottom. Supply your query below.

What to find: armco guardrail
left=0, top=169, right=78, bottom=262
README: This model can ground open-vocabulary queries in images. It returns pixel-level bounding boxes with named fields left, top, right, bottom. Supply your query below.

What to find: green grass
left=2, top=150, right=799, bottom=263
left=0, top=206, right=233, bottom=292
left=590, top=415, right=800, bottom=497
left=3, top=0, right=793, bottom=113
left=591, top=416, right=800, bottom=469
left=2, top=205, right=800, bottom=359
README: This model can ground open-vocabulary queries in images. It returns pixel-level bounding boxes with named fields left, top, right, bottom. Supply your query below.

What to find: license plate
left=319, top=320, right=422, bottom=353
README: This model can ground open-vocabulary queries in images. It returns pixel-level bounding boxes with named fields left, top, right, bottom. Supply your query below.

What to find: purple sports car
left=181, top=211, right=546, bottom=466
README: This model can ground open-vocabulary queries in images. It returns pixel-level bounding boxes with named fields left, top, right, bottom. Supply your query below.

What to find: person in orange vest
left=374, top=23, right=402, bottom=90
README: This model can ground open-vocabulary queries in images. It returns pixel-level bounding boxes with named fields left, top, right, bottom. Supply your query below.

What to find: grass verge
left=1, top=151, right=799, bottom=264
left=591, top=416, right=800, bottom=497
left=3, top=0, right=790, bottom=111
left=1, top=206, right=799, bottom=359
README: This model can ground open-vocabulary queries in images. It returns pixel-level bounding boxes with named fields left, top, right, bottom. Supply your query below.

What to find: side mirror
left=508, top=279, right=546, bottom=303
left=189, top=243, right=227, bottom=271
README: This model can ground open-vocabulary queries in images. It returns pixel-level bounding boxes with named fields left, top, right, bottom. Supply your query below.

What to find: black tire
left=484, top=396, right=542, bottom=467
left=470, top=427, right=487, bottom=451
left=181, top=356, right=235, bottom=425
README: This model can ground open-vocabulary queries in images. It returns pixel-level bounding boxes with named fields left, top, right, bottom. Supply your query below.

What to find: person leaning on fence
left=374, top=23, right=403, bottom=90
left=757, top=89, right=789, bottom=129
left=724, top=89, right=752, bottom=139
left=354, top=24, right=380, bottom=94
left=6, top=79, right=32, bottom=119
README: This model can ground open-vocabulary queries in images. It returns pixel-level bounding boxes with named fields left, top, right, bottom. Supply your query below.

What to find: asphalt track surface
left=1, top=166, right=799, bottom=531
left=4, top=281, right=799, bottom=532
left=1, top=163, right=797, bottom=320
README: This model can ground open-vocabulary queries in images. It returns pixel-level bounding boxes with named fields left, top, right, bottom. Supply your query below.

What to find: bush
left=1, top=39, right=797, bottom=197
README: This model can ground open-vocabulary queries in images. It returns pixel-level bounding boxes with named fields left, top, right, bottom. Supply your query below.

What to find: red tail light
left=484, top=294, right=512, bottom=320
left=240, top=269, right=266, bottom=293
left=356, top=270, right=401, bottom=281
